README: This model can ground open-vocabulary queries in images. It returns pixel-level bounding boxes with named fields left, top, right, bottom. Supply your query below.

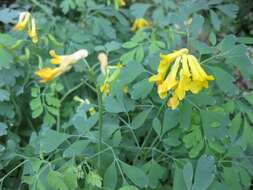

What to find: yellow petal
left=158, top=57, right=180, bottom=94
left=15, top=12, right=31, bottom=31
left=190, top=55, right=215, bottom=81
left=167, top=94, right=179, bottom=110
left=188, top=55, right=204, bottom=82
left=182, top=54, right=191, bottom=77
left=35, top=67, right=60, bottom=83
left=174, top=70, right=189, bottom=100
left=131, top=18, right=149, bottom=31
left=28, top=18, right=38, bottom=44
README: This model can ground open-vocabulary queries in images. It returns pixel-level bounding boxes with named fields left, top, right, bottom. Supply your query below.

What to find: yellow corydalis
left=15, top=11, right=38, bottom=43
left=131, top=18, right=150, bottom=31
left=149, top=48, right=214, bottom=110
left=36, top=49, right=89, bottom=83
left=15, top=11, right=31, bottom=30
left=28, top=18, right=38, bottom=43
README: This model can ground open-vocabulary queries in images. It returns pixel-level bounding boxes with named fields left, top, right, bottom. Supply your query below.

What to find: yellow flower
left=15, top=12, right=31, bottom=31
left=97, top=52, right=108, bottom=75
left=28, top=18, right=38, bottom=43
left=117, top=0, right=126, bottom=7
left=35, top=67, right=61, bottom=83
left=100, top=83, right=110, bottom=96
left=149, top=48, right=215, bottom=110
left=149, top=49, right=189, bottom=85
left=131, top=18, right=150, bottom=31
left=157, top=57, right=180, bottom=98
left=36, top=49, right=89, bottom=83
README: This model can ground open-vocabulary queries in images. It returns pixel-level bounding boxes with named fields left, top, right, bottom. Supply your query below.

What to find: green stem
left=97, top=85, right=103, bottom=169
left=133, top=102, right=165, bottom=163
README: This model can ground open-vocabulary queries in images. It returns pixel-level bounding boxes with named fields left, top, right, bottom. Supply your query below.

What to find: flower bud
left=97, top=52, right=108, bottom=75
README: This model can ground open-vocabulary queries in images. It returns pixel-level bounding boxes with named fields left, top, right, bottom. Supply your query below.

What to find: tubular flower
left=131, top=18, right=150, bottom=31
left=15, top=11, right=31, bottom=30
left=28, top=18, right=38, bottom=43
left=36, top=49, right=89, bottom=83
left=149, top=48, right=215, bottom=110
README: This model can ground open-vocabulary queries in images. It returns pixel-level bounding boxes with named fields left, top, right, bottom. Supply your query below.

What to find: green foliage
left=0, top=0, right=253, bottom=190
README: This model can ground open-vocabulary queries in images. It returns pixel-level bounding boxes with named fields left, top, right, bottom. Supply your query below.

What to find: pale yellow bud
left=97, top=52, right=108, bottom=75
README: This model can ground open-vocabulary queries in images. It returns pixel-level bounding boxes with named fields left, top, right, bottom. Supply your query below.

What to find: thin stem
left=133, top=101, right=165, bottom=163
left=0, top=160, right=28, bottom=188
left=97, top=85, right=103, bottom=169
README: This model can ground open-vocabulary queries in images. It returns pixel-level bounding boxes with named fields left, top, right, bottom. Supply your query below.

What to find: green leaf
left=47, top=106, right=59, bottom=116
left=122, top=41, right=138, bottom=49
left=152, top=117, right=162, bottom=137
left=183, top=125, right=204, bottom=158
left=45, top=95, right=60, bottom=108
left=0, top=47, right=13, bottom=69
left=244, top=91, right=253, bottom=105
left=130, top=3, right=151, bottom=18
left=135, top=46, right=144, bottom=62
left=0, top=102, right=15, bottom=118
left=0, top=33, right=16, bottom=46
left=229, top=113, right=242, bottom=141
left=48, top=170, right=68, bottom=190
left=241, top=120, right=253, bottom=150
left=163, top=109, right=178, bottom=134
left=0, top=89, right=10, bottom=101
left=179, top=102, right=192, bottom=130
left=223, top=167, right=241, bottom=190
left=192, top=155, right=216, bottom=190
left=210, top=10, right=220, bottom=31
left=131, top=109, right=151, bottom=129
left=147, top=160, right=165, bottom=188
left=190, top=14, right=204, bottom=38
left=63, top=140, right=89, bottom=158
left=190, top=39, right=213, bottom=55
left=201, top=110, right=229, bottom=139
left=217, top=4, right=238, bottom=18
left=40, top=128, right=69, bottom=153
left=30, top=97, right=42, bottom=110
left=208, top=140, right=225, bottom=153
left=104, top=95, right=126, bottom=113
left=63, top=167, right=78, bottom=189
left=209, top=66, right=239, bottom=95
left=173, top=165, right=187, bottom=190
left=183, top=162, right=193, bottom=190
left=208, top=32, right=217, bottom=46
left=239, top=167, right=251, bottom=188
left=121, top=162, right=148, bottom=188
left=130, top=79, right=153, bottom=100
left=0, top=122, right=7, bottom=136
left=119, top=61, right=144, bottom=85
left=60, top=0, right=76, bottom=14
left=237, top=37, right=253, bottom=44
left=104, top=162, right=117, bottom=190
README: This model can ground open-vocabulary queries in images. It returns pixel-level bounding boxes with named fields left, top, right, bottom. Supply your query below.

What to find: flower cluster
left=15, top=12, right=38, bottom=43
left=36, top=49, right=88, bottom=83
left=149, top=48, right=215, bottom=109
